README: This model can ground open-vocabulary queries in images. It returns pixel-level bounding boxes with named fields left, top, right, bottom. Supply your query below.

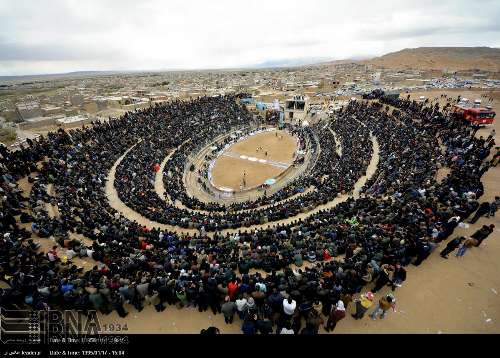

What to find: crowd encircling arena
left=0, top=92, right=498, bottom=335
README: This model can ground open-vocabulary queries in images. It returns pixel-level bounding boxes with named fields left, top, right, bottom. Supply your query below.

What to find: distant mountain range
left=0, top=71, right=134, bottom=82
left=363, top=47, right=500, bottom=72
left=1, top=47, right=499, bottom=82
left=253, top=57, right=334, bottom=69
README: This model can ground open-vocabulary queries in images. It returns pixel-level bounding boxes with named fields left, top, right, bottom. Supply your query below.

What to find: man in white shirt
left=235, top=296, right=248, bottom=319
left=283, top=297, right=296, bottom=317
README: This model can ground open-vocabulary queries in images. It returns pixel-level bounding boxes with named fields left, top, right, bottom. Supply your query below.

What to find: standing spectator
left=283, top=297, right=297, bottom=318
left=389, top=263, right=407, bottom=291
left=473, top=224, right=495, bottom=247
left=325, top=300, right=346, bottom=332
left=221, top=296, right=237, bottom=324
left=352, top=292, right=374, bottom=320
left=235, top=295, right=248, bottom=319
left=111, top=292, right=128, bottom=318
left=469, top=202, right=491, bottom=224
left=256, top=316, right=274, bottom=334
left=440, top=237, right=465, bottom=259
left=372, top=265, right=391, bottom=293
left=227, top=280, right=238, bottom=300
left=487, top=197, right=500, bottom=218
left=370, top=293, right=396, bottom=320
left=241, top=315, right=257, bottom=335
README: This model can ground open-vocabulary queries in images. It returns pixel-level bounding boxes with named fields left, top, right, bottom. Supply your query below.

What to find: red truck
left=452, top=99, right=495, bottom=125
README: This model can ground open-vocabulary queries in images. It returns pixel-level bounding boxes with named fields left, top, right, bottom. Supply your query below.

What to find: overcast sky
left=1, top=0, right=499, bottom=76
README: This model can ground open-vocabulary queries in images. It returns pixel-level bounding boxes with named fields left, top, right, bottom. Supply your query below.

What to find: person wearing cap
left=325, top=300, right=346, bottom=332
left=352, top=292, right=374, bottom=320
left=369, top=294, right=396, bottom=320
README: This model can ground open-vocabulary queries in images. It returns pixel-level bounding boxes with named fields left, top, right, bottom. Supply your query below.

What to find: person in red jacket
left=228, top=279, right=239, bottom=301
left=323, top=249, right=332, bottom=261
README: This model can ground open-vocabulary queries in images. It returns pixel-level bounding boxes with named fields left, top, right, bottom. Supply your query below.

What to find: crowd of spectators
left=0, top=94, right=496, bottom=334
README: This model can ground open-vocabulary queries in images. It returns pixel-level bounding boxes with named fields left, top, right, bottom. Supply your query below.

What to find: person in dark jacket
left=472, top=225, right=495, bottom=247
left=469, top=202, right=491, bottom=224
left=389, top=263, right=407, bottom=290
left=241, top=315, right=257, bottom=335
left=325, top=300, right=346, bottom=332
left=256, top=317, right=273, bottom=334
left=442, top=217, right=460, bottom=240
left=197, top=287, right=209, bottom=312
left=221, top=296, right=237, bottom=324
left=111, top=292, right=128, bottom=318
left=372, top=265, right=391, bottom=293
left=440, top=237, right=465, bottom=259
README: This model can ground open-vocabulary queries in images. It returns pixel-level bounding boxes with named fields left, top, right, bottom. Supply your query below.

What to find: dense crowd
left=113, top=100, right=373, bottom=230
left=0, top=94, right=497, bottom=335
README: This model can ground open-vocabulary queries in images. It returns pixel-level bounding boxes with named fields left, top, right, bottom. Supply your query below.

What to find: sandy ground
left=211, top=157, right=286, bottom=191
left=211, top=130, right=297, bottom=191
left=226, top=130, right=297, bottom=163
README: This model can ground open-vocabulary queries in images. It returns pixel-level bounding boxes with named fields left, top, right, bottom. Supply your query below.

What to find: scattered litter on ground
left=481, top=311, right=487, bottom=317
left=485, top=319, right=492, bottom=323
left=491, top=288, right=498, bottom=295
left=458, top=223, right=469, bottom=229
left=468, top=282, right=474, bottom=287
left=437, top=330, right=443, bottom=334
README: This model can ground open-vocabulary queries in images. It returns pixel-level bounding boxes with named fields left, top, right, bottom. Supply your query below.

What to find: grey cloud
left=0, top=0, right=500, bottom=75
left=362, top=22, right=500, bottom=41
left=282, top=40, right=324, bottom=48
left=0, top=39, right=125, bottom=62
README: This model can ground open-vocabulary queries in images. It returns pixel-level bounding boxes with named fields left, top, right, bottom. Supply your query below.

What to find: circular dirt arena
left=210, top=129, right=298, bottom=191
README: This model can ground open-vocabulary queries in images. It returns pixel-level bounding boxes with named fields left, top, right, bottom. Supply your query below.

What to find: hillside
left=364, top=47, right=500, bottom=72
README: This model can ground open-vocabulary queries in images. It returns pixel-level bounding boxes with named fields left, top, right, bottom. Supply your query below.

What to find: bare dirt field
left=211, top=130, right=297, bottom=191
